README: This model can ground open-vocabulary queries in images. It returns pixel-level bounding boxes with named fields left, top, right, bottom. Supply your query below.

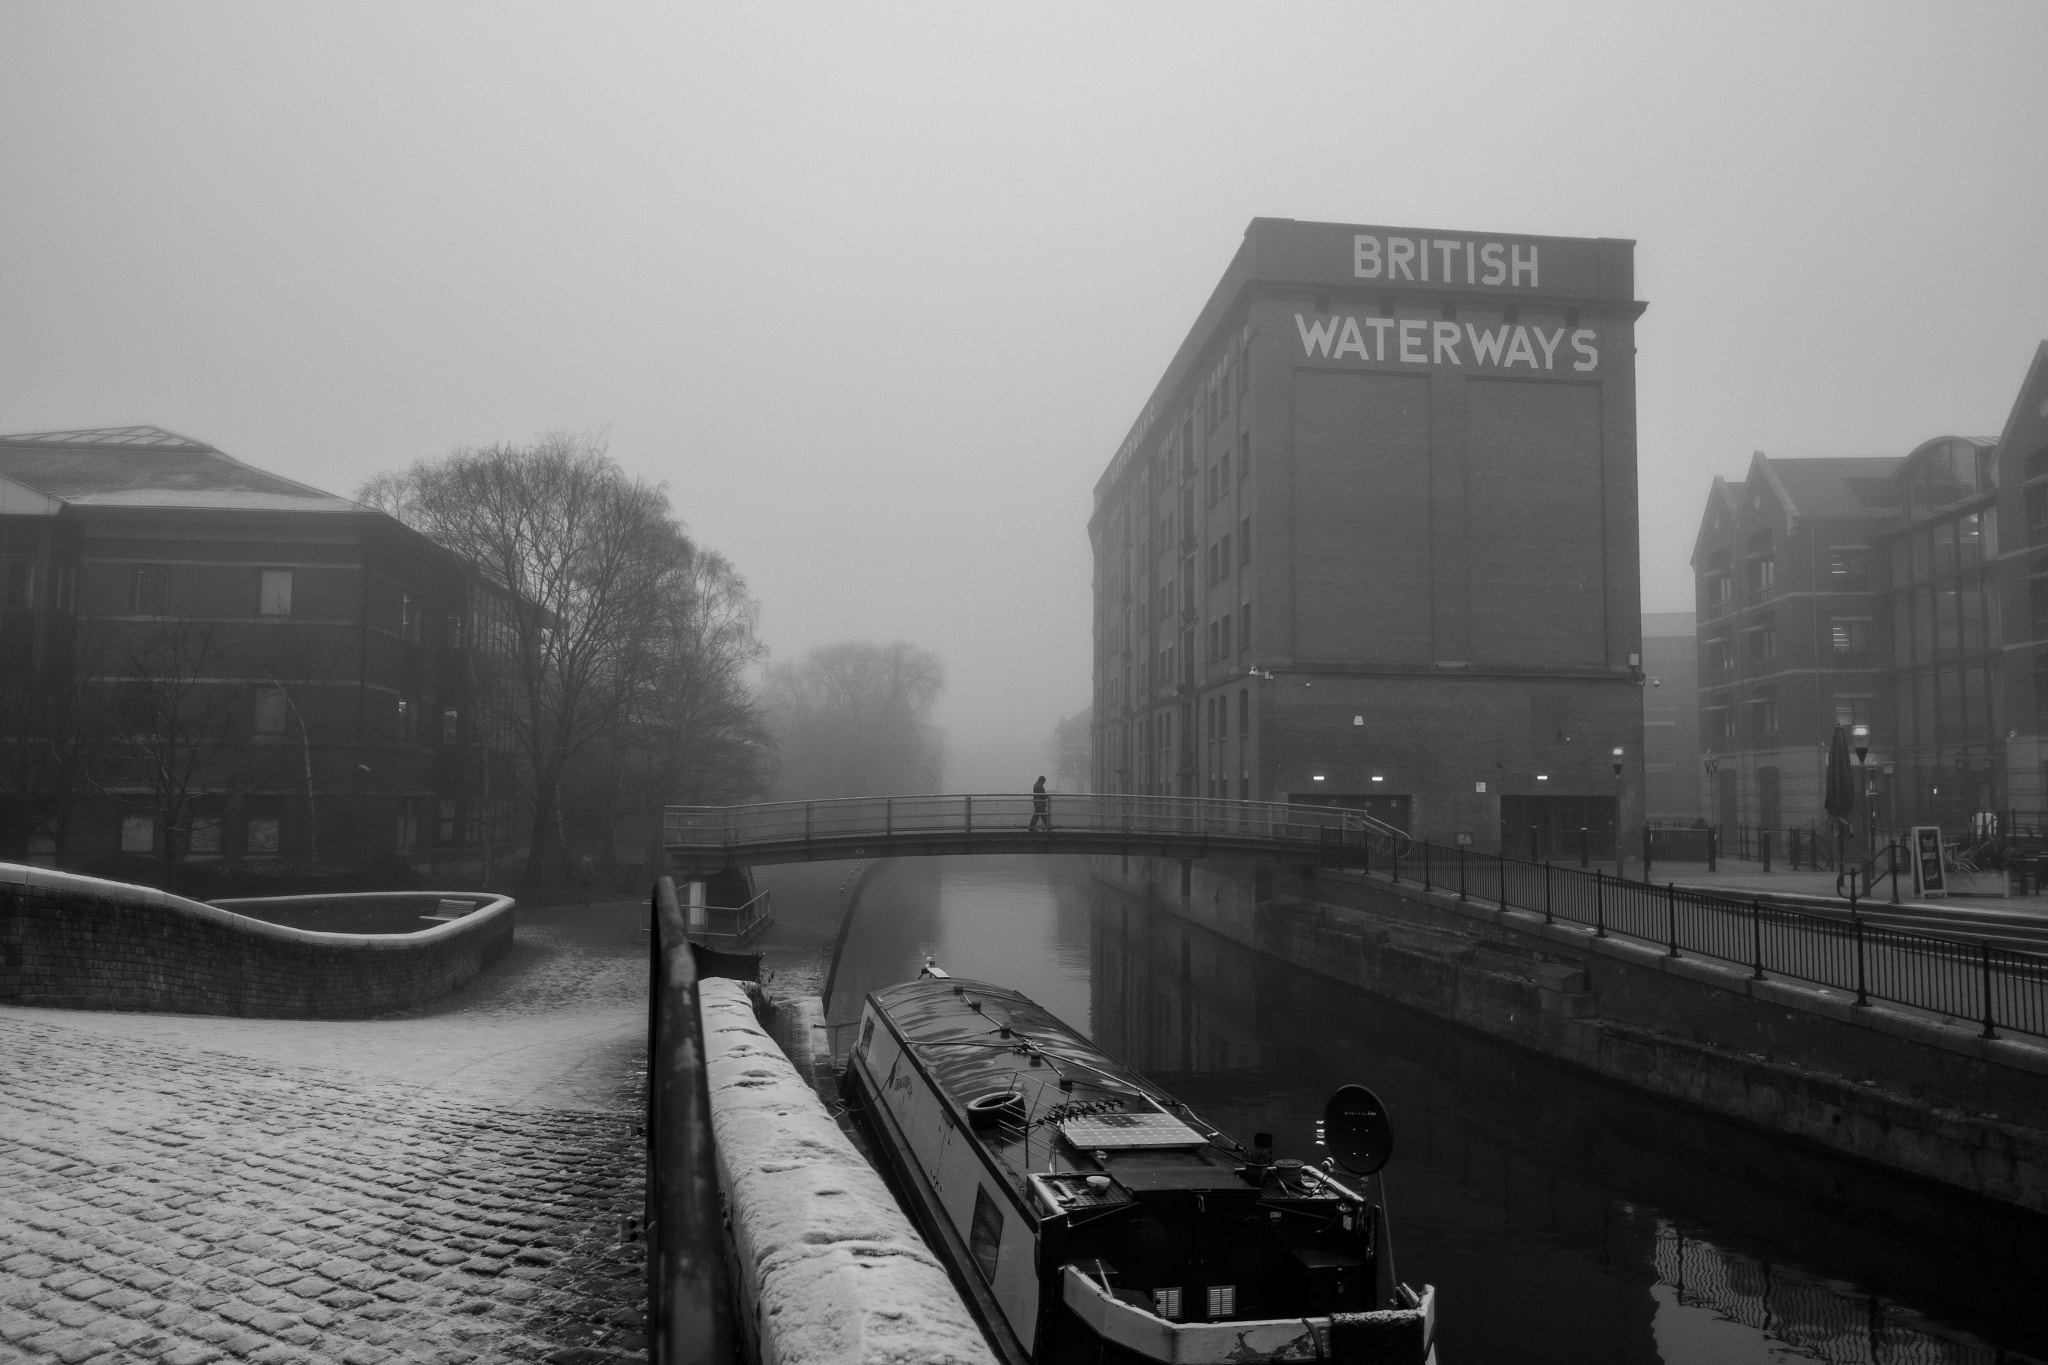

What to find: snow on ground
left=2, top=899, right=651, bottom=1113
left=700, top=978, right=994, bottom=1365
left=0, top=899, right=652, bottom=1363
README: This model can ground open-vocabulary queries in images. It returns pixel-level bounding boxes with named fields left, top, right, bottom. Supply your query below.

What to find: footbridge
left=661, top=793, right=1408, bottom=875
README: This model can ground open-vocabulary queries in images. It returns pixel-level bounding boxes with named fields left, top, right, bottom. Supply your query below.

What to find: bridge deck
left=661, top=793, right=1401, bottom=874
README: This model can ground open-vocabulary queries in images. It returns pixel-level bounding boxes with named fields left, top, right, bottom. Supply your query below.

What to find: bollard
left=1665, top=882, right=1679, bottom=957
left=1708, top=827, right=1718, bottom=873
left=1543, top=861, right=1553, bottom=923
left=1749, top=897, right=1765, bottom=979
left=1579, top=826, right=1589, bottom=868
left=1762, top=830, right=1772, bottom=874
left=1458, top=845, right=1467, bottom=901
left=1593, top=868, right=1606, bottom=937
left=1643, top=825, right=1653, bottom=879
left=1852, top=916, right=1869, bottom=1007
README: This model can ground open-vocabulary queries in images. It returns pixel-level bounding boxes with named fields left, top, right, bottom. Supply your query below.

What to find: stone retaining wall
left=0, top=863, right=514, bottom=1019
left=1098, top=855, right=2048, bottom=1215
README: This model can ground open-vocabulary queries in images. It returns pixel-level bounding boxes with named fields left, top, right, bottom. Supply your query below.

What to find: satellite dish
left=1321, top=1084, right=1394, bottom=1175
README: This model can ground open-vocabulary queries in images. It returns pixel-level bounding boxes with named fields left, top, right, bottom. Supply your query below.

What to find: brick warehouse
left=0, top=425, right=520, bottom=879
left=1089, top=218, right=1647, bottom=857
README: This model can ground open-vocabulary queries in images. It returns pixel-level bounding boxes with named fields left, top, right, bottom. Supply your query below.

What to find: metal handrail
left=1836, top=841, right=1905, bottom=909
left=1400, top=838, right=2048, bottom=1039
left=647, top=877, right=734, bottom=1363
left=663, top=792, right=1406, bottom=855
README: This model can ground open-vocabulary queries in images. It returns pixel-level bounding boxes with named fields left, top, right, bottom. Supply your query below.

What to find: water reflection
left=826, top=856, right=2047, bottom=1364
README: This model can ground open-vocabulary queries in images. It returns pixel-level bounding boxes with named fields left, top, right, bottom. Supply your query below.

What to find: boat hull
left=843, top=980, right=1435, bottom=1364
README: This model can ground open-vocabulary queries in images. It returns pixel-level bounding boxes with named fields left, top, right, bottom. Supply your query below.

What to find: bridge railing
left=664, top=792, right=1409, bottom=856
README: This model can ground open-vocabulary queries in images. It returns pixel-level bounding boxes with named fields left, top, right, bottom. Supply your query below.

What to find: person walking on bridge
left=1029, top=776, right=1052, bottom=833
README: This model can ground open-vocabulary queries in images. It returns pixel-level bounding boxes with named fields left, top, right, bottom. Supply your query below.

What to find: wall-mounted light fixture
left=1536, top=774, right=1549, bottom=782
left=1370, top=775, right=1384, bottom=783
left=1311, top=774, right=1326, bottom=782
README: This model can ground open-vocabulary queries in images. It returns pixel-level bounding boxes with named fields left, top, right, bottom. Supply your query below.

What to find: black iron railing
left=1421, top=841, right=2047, bottom=1039
left=646, top=876, right=734, bottom=1363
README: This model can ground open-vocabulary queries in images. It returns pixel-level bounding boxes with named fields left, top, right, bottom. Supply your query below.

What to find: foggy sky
left=4, top=3, right=2044, bottom=791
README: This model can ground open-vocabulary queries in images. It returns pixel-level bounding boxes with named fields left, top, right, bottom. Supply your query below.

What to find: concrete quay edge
left=1323, top=867, right=2048, bottom=1078
left=697, top=977, right=995, bottom=1365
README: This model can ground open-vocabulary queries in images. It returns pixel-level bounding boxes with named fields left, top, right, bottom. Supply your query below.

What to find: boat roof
left=871, top=978, right=1250, bottom=1195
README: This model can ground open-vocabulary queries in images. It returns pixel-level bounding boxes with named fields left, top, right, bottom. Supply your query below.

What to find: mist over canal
left=760, top=855, right=2046, bottom=1365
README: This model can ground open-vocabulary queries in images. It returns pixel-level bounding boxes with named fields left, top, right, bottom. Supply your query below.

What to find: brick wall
left=0, top=863, right=513, bottom=1018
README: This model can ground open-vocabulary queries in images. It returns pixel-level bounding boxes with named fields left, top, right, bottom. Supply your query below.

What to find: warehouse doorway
left=1500, top=795, right=1616, bottom=862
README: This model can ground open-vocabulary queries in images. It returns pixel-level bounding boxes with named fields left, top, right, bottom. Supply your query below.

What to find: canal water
left=788, top=854, right=2047, bottom=1365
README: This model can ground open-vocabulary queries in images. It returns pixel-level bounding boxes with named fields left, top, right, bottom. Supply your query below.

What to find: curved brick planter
left=0, top=864, right=516, bottom=1019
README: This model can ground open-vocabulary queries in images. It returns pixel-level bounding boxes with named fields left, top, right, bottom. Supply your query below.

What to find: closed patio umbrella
left=1824, top=724, right=1857, bottom=867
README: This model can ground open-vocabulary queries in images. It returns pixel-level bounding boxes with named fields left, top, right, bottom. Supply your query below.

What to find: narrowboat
left=842, top=972, right=1437, bottom=1364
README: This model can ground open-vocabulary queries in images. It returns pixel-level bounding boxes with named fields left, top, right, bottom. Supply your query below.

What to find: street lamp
left=1702, top=752, right=1721, bottom=870
left=1612, top=746, right=1625, bottom=874
left=1852, top=723, right=1872, bottom=853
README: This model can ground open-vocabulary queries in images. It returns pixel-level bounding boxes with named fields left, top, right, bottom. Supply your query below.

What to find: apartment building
left=1688, top=340, right=2048, bottom=834
left=0, top=425, right=517, bottom=877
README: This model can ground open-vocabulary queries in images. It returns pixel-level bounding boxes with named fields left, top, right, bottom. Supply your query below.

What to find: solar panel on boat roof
left=1058, top=1112, right=1206, bottom=1149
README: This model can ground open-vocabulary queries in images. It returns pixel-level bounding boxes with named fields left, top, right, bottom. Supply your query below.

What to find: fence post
left=1458, top=845, right=1467, bottom=902
left=1708, top=827, right=1718, bottom=873
left=1762, top=830, right=1772, bottom=874
left=1853, top=917, right=1869, bottom=1008
left=1544, top=861, right=1553, bottom=924
left=1423, top=841, right=1432, bottom=893
left=1643, top=825, right=1653, bottom=879
left=1594, top=869, right=1606, bottom=937
left=1981, top=941, right=1997, bottom=1039
left=1750, top=898, right=1765, bottom=979
left=1579, top=826, right=1589, bottom=868
left=1665, top=883, right=1679, bottom=958
left=1497, top=844, right=1506, bottom=908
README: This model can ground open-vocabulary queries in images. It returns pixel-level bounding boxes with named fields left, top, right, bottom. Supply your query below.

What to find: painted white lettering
left=1387, top=237, right=1416, bottom=281
left=1504, top=326, right=1539, bottom=368
left=1398, top=319, right=1427, bottom=364
left=1465, top=324, right=1509, bottom=366
left=1465, top=241, right=1475, bottom=284
left=1480, top=243, right=1506, bottom=286
left=1534, top=327, right=1564, bottom=369
left=1512, top=244, right=1539, bottom=287
left=1365, top=316, right=1395, bottom=361
left=1294, top=313, right=1340, bottom=357
left=1353, top=235, right=1381, bottom=279
left=1334, top=316, right=1370, bottom=359
left=1418, top=239, right=1428, bottom=281
left=1432, top=321, right=1462, bottom=365
left=1435, top=240, right=1461, bottom=281
left=1571, top=328, right=1600, bottom=371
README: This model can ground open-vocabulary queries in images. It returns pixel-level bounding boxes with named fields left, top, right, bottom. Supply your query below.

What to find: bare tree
left=563, top=548, right=772, bottom=872
left=762, top=640, right=946, bottom=799
left=1044, top=707, right=1092, bottom=793
left=0, top=672, right=90, bottom=862
left=86, top=619, right=243, bottom=884
left=360, top=431, right=689, bottom=885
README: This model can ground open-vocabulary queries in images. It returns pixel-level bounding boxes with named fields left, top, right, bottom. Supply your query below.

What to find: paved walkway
left=0, top=898, right=652, bottom=1364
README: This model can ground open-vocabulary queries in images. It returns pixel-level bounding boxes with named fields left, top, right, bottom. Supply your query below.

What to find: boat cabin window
left=969, top=1187, right=1003, bottom=1282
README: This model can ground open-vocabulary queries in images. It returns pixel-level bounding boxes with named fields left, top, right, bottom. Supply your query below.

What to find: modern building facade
left=1089, top=217, right=1648, bottom=856
left=0, top=426, right=519, bottom=878
left=1688, top=341, right=2048, bottom=836
left=1641, top=611, right=1700, bottom=822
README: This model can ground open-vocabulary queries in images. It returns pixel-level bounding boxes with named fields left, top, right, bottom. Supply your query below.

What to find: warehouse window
left=120, top=815, right=154, bottom=854
left=259, top=569, right=293, bottom=617
left=246, top=817, right=280, bottom=857
left=131, top=566, right=169, bottom=615
left=254, top=687, right=289, bottom=735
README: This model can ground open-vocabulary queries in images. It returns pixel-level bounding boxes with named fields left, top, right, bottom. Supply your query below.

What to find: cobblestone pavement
left=1, top=902, right=651, bottom=1364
